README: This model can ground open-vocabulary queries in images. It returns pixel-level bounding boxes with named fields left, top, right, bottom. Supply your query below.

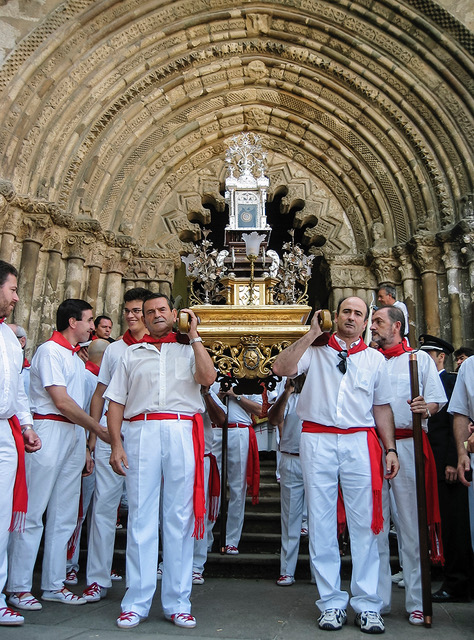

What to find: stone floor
left=2, top=573, right=472, bottom=639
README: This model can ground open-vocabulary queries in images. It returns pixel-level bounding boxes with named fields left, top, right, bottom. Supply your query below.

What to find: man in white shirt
left=268, top=374, right=307, bottom=587
left=0, top=261, right=40, bottom=627
left=106, top=294, right=215, bottom=630
left=370, top=306, right=446, bottom=626
left=449, top=356, right=474, bottom=551
left=81, top=288, right=149, bottom=603
left=273, top=297, right=399, bottom=634
left=7, top=299, right=109, bottom=610
left=377, top=284, right=410, bottom=340
left=214, top=386, right=263, bottom=554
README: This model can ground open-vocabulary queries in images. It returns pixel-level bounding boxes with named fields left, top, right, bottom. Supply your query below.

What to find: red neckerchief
left=328, top=333, right=368, bottom=355
left=122, top=329, right=141, bottom=346
left=379, top=338, right=412, bottom=359
left=140, top=332, right=178, bottom=344
left=85, top=361, right=100, bottom=376
left=0, top=317, right=5, bottom=323
left=47, top=330, right=80, bottom=354
left=8, top=416, right=27, bottom=532
left=22, top=357, right=30, bottom=369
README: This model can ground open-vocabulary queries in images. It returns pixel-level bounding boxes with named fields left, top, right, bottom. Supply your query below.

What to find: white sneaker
left=110, top=570, right=123, bottom=581
left=41, top=588, right=87, bottom=605
left=157, top=567, right=163, bottom=581
left=355, top=611, right=385, bottom=633
left=82, top=582, right=107, bottom=602
left=117, top=611, right=146, bottom=629
left=318, top=608, right=347, bottom=630
left=8, top=592, right=42, bottom=611
left=391, top=571, right=404, bottom=584
left=192, top=571, right=204, bottom=585
left=0, top=607, right=24, bottom=626
left=64, top=569, right=78, bottom=586
left=276, top=575, right=295, bottom=586
left=166, top=612, right=197, bottom=628
left=409, top=610, right=424, bottom=625
left=397, top=579, right=405, bottom=589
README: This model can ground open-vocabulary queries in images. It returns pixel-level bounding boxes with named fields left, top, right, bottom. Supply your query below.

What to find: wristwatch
left=236, top=395, right=242, bottom=402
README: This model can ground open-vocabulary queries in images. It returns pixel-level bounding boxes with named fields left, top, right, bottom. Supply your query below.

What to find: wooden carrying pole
left=408, top=352, right=433, bottom=627
left=219, top=399, right=229, bottom=554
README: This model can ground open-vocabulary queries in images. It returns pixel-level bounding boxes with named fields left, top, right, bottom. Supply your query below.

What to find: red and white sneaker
left=409, top=610, right=424, bottom=625
left=0, top=607, right=24, bottom=626
left=276, top=574, right=295, bottom=586
left=8, top=592, right=42, bottom=610
left=225, top=545, right=239, bottom=555
left=116, top=611, right=145, bottom=629
left=166, top=612, right=197, bottom=628
left=82, top=582, right=107, bottom=602
left=110, top=570, right=123, bottom=581
left=41, top=588, right=86, bottom=605
left=192, top=571, right=204, bottom=585
left=64, top=569, right=78, bottom=585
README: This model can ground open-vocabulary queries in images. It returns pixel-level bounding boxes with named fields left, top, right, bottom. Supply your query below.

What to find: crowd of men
left=0, top=258, right=473, bottom=634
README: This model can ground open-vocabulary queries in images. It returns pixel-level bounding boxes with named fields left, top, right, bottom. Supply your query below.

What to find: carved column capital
left=442, top=242, right=462, bottom=271
left=65, top=233, right=95, bottom=259
left=410, top=235, right=442, bottom=274
left=20, top=214, right=51, bottom=244
left=367, top=247, right=399, bottom=285
left=393, top=247, right=416, bottom=281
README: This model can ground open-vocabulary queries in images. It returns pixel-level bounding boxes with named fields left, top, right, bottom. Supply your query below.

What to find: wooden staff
left=408, top=352, right=433, bottom=627
left=219, top=395, right=229, bottom=553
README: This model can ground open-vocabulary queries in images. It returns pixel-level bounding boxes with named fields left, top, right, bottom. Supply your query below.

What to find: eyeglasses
left=123, top=308, right=142, bottom=316
left=337, top=350, right=348, bottom=374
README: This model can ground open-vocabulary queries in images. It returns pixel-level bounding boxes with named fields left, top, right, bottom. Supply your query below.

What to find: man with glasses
left=273, top=297, right=398, bottom=634
left=80, top=288, right=149, bottom=602
left=370, top=306, right=446, bottom=626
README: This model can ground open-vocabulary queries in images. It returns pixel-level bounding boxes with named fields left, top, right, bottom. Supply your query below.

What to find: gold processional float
left=179, top=133, right=332, bottom=394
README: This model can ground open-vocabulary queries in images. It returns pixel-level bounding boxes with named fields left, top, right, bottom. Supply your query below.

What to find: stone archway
left=0, top=0, right=472, bottom=350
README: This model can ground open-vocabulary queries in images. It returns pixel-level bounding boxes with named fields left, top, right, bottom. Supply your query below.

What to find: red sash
left=395, top=428, right=444, bottom=563
left=8, top=416, right=28, bottom=532
left=47, top=330, right=80, bottom=354
left=205, top=452, right=221, bottom=522
left=302, top=422, right=384, bottom=534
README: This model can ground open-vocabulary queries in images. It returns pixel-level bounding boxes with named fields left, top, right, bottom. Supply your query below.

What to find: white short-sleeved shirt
left=84, top=369, right=98, bottom=414
left=203, top=381, right=226, bottom=452
left=0, top=322, right=32, bottom=426
left=295, top=341, right=392, bottom=428
left=227, top=393, right=263, bottom=426
left=394, top=300, right=410, bottom=337
left=385, top=349, right=447, bottom=432
left=448, top=357, right=474, bottom=420
left=98, top=338, right=129, bottom=387
left=273, top=378, right=303, bottom=454
left=104, top=341, right=204, bottom=418
left=29, top=339, right=85, bottom=415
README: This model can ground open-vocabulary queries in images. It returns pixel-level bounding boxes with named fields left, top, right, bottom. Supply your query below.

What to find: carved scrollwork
left=209, top=335, right=291, bottom=380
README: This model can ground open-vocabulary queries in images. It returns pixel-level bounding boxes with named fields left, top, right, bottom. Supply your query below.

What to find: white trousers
left=300, top=431, right=383, bottom=613
left=0, top=420, right=17, bottom=608
left=279, top=453, right=306, bottom=577
left=212, top=426, right=249, bottom=548
left=121, top=418, right=195, bottom=618
left=85, top=438, right=124, bottom=587
left=8, top=421, right=85, bottom=592
left=377, top=439, right=422, bottom=613
left=193, top=455, right=211, bottom=574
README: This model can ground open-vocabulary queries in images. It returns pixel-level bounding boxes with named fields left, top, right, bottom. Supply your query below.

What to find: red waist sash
left=302, top=421, right=383, bottom=534
left=33, top=413, right=73, bottom=424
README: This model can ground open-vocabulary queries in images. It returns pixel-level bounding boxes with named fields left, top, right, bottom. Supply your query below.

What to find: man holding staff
left=370, top=306, right=446, bottom=625
left=273, top=297, right=398, bottom=634
left=106, top=294, right=216, bottom=630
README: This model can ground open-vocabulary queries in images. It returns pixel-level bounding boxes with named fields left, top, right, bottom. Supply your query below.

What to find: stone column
left=460, top=231, right=474, bottom=333
left=411, top=236, right=442, bottom=336
left=394, top=248, right=418, bottom=345
left=65, top=256, right=86, bottom=299
left=442, top=243, right=463, bottom=348
left=86, top=264, right=101, bottom=310
left=104, top=271, right=123, bottom=329
left=15, top=238, right=42, bottom=329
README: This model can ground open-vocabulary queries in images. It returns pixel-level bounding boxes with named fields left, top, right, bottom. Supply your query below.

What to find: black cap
left=419, top=334, right=454, bottom=355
